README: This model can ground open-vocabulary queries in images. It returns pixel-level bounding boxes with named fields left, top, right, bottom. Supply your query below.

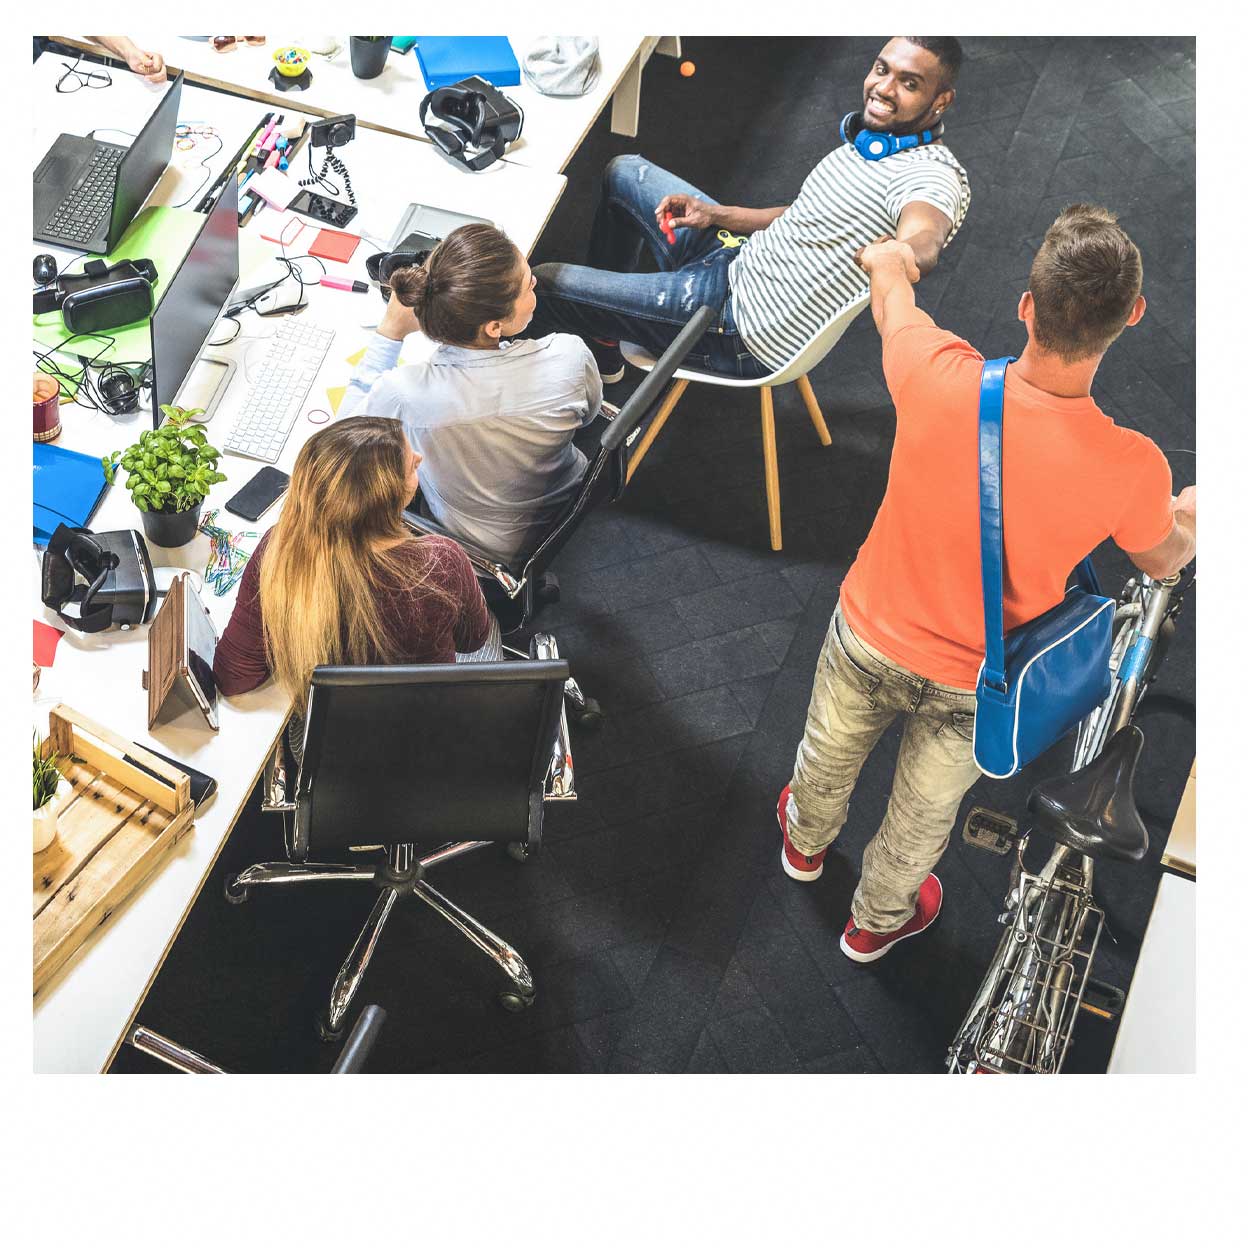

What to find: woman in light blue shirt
left=341, top=224, right=603, bottom=564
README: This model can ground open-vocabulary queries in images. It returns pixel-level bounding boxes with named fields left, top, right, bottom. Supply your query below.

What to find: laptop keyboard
left=44, top=147, right=125, bottom=244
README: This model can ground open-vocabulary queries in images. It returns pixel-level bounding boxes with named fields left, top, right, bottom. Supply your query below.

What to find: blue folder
left=33, top=442, right=109, bottom=547
left=414, top=37, right=520, bottom=90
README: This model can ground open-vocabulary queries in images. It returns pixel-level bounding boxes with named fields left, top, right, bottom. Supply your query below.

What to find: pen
left=320, top=278, right=369, bottom=293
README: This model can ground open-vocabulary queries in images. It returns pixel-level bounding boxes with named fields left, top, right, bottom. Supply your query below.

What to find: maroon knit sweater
left=213, top=531, right=491, bottom=697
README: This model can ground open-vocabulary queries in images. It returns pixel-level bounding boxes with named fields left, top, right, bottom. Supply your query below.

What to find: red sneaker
left=777, top=784, right=827, bottom=881
left=840, top=874, right=943, bottom=963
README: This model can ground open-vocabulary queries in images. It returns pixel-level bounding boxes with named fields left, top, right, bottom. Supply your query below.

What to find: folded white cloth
left=522, top=36, right=601, bottom=97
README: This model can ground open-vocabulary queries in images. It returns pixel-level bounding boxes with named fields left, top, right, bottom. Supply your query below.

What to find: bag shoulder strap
left=978, top=357, right=1015, bottom=692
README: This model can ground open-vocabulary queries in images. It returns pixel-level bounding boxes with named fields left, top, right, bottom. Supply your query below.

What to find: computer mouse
left=34, top=254, right=58, bottom=285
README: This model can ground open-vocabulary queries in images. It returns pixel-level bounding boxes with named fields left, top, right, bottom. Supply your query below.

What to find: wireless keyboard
left=223, top=321, right=336, bottom=463
left=44, top=146, right=125, bottom=244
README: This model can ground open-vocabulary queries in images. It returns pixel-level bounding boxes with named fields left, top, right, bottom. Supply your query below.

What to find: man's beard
left=860, top=90, right=938, bottom=136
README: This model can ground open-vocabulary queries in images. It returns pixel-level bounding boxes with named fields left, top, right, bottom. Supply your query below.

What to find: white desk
left=31, top=56, right=565, bottom=1072
left=56, top=35, right=675, bottom=173
left=1108, top=872, right=1196, bottom=1073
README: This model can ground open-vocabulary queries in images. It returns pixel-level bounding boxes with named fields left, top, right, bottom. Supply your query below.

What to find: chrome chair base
left=226, top=840, right=536, bottom=1041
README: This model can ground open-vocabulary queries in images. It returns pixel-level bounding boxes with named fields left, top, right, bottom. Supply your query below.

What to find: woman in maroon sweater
left=214, top=418, right=495, bottom=744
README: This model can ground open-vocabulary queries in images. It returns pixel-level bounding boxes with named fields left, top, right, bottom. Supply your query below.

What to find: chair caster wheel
left=316, top=1012, right=344, bottom=1044
left=506, top=841, right=532, bottom=863
left=499, top=990, right=536, bottom=1013
left=571, top=697, right=604, bottom=729
left=224, top=880, right=250, bottom=905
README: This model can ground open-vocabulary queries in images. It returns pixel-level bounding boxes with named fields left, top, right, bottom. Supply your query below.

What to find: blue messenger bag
left=972, top=358, right=1115, bottom=779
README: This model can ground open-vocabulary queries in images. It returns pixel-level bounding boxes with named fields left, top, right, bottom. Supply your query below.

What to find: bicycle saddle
left=1026, top=725, right=1149, bottom=863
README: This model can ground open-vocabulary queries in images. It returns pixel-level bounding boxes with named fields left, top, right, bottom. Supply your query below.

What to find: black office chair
left=124, top=1004, right=388, bottom=1073
left=402, top=307, right=717, bottom=721
left=224, top=642, right=575, bottom=1042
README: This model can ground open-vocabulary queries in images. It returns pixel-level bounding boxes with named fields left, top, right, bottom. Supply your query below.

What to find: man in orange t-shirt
left=776, top=204, right=1197, bottom=964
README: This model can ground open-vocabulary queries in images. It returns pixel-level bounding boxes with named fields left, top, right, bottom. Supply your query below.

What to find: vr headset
left=42, top=524, right=157, bottom=633
left=33, top=257, right=158, bottom=334
left=364, top=230, right=441, bottom=301
left=420, top=76, right=524, bottom=172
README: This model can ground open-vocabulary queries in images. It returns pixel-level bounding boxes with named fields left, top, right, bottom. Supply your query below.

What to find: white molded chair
left=621, top=292, right=871, bottom=550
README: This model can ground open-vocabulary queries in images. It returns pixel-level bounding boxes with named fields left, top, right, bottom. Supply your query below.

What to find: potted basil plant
left=34, top=733, right=69, bottom=854
left=102, top=405, right=227, bottom=548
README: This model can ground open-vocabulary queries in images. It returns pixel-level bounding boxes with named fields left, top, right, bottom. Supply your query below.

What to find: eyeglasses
left=212, top=36, right=267, bottom=53
left=56, top=54, right=112, bottom=93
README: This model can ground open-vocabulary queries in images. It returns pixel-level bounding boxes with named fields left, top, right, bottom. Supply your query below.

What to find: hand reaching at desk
left=90, top=36, right=167, bottom=83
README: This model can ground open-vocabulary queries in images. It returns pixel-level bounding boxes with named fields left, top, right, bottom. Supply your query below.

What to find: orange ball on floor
left=680, top=60, right=696, bottom=77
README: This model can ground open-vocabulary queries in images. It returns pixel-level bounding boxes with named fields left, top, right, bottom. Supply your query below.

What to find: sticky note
left=326, top=385, right=347, bottom=415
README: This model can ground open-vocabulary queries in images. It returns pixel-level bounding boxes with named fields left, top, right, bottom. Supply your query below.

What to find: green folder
left=33, top=205, right=206, bottom=364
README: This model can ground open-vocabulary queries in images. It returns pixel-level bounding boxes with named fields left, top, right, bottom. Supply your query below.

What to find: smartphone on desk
left=225, top=466, right=290, bottom=522
left=289, top=189, right=359, bottom=229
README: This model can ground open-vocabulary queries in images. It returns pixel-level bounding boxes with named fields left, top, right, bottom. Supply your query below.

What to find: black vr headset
left=419, top=76, right=524, bottom=172
left=41, top=524, right=157, bottom=633
left=33, top=257, right=158, bottom=334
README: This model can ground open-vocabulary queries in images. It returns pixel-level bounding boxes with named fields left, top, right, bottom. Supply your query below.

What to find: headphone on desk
left=839, top=112, right=944, bottom=161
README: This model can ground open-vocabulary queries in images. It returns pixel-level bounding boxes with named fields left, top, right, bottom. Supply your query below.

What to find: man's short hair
left=1029, top=204, right=1144, bottom=362
left=905, top=37, right=963, bottom=87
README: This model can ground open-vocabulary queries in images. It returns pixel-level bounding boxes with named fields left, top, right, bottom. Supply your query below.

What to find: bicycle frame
left=948, top=573, right=1181, bottom=1074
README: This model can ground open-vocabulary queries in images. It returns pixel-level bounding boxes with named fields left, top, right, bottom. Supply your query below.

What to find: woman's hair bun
left=390, top=263, right=428, bottom=309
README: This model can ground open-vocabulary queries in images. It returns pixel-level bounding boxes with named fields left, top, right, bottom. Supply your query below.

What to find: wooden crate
left=33, top=705, right=195, bottom=999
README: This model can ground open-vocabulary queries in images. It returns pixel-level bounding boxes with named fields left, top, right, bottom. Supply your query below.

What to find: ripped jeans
left=528, top=155, right=771, bottom=379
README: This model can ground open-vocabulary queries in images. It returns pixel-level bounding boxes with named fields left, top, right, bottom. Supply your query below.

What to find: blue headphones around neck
left=839, top=111, right=944, bottom=161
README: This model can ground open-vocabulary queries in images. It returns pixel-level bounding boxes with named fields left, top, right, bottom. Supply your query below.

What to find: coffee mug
left=34, top=373, right=61, bottom=442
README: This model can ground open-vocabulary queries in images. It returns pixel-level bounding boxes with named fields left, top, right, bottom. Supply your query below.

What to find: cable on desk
left=171, top=124, right=225, bottom=208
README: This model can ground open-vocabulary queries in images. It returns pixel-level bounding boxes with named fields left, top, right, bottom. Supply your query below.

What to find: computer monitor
left=149, top=177, right=239, bottom=428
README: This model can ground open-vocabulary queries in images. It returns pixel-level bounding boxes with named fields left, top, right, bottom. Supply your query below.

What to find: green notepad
left=33, top=205, right=206, bottom=363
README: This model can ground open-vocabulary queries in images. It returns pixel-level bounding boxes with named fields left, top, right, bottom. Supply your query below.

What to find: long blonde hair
left=259, top=417, right=443, bottom=709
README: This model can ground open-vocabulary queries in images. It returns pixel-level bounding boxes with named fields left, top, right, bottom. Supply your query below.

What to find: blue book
left=33, top=442, right=109, bottom=547
left=414, top=37, right=520, bottom=90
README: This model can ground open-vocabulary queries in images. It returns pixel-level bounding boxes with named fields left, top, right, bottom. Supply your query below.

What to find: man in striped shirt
left=527, top=37, right=971, bottom=383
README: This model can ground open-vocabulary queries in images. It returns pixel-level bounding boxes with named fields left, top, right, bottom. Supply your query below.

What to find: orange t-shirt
left=839, top=309, right=1174, bottom=690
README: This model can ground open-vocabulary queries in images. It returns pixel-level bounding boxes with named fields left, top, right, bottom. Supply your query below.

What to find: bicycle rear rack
left=955, top=862, right=1105, bottom=1074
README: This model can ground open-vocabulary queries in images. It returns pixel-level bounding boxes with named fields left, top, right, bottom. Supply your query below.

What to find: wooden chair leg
left=796, top=374, right=832, bottom=447
left=626, top=378, right=690, bottom=484
left=760, top=386, right=782, bottom=551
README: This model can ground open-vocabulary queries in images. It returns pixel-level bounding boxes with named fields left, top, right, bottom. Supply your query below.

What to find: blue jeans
left=529, top=155, right=771, bottom=380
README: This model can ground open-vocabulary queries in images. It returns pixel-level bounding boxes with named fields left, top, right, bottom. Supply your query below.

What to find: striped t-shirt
left=728, top=141, right=972, bottom=374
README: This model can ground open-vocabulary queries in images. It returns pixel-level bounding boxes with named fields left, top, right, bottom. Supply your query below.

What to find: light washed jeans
left=786, top=602, right=981, bottom=934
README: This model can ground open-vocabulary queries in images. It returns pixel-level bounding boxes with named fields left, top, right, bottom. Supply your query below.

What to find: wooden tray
left=33, top=705, right=195, bottom=999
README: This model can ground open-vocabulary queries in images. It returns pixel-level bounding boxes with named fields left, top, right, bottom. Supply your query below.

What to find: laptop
left=34, top=72, right=184, bottom=253
left=386, top=202, right=493, bottom=252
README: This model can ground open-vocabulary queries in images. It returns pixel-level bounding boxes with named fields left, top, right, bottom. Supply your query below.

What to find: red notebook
left=308, top=229, right=361, bottom=263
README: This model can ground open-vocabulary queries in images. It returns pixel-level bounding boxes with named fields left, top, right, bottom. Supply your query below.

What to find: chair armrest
left=261, top=734, right=296, bottom=814
left=531, top=631, right=576, bottom=801
left=402, top=508, right=526, bottom=600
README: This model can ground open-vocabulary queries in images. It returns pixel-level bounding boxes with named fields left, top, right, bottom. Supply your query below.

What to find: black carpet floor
left=110, top=36, right=1196, bottom=1075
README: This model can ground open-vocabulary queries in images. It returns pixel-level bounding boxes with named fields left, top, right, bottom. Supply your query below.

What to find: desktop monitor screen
left=150, top=176, right=239, bottom=426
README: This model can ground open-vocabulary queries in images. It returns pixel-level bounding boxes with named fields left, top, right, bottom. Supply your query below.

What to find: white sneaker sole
left=600, top=365, right=625, bottom=385
left=781, top=846, right=823, bottom=881
left=840, top=879, right=943, bottom=963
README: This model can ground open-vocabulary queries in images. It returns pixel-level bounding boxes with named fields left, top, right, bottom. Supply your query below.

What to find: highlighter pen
left=320, top=278, right=369, bottom=293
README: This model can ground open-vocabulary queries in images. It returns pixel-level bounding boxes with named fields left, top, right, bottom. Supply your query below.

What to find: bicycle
left=947, top=565, right=1192, bottom=1074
